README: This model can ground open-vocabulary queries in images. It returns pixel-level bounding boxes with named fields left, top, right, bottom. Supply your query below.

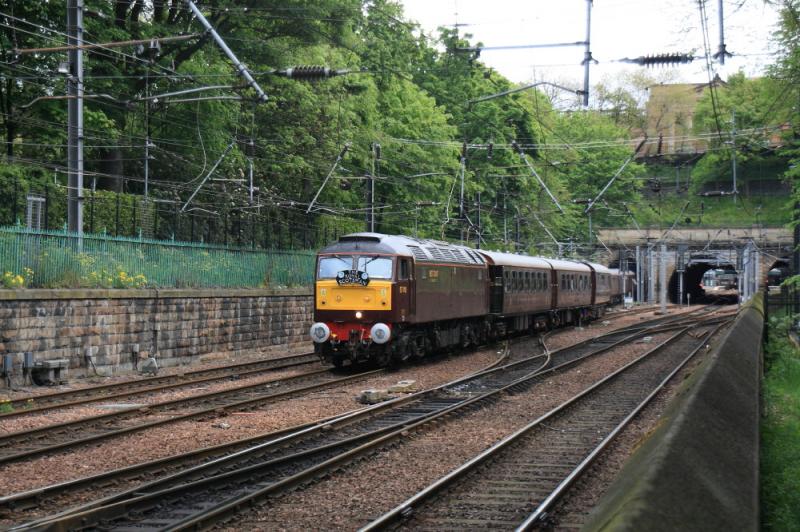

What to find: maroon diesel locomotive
left=309, top=233, right=626, bottom=367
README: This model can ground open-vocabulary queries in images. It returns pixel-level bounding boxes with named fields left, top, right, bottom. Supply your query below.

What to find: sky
left=399, top=0, right=781, bottom=95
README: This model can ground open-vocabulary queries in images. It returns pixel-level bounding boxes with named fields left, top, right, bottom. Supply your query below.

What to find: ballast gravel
left=0, top=305, right=714, bottom=526
left=0, top=346, right=504, bottom=498
left=222, top=330, right=679, bottom=531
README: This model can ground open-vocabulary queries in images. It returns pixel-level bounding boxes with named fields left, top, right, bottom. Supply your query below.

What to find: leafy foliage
left=1, top=1, right=652, bottom=254
left=762, top=316, right=800, bottom=532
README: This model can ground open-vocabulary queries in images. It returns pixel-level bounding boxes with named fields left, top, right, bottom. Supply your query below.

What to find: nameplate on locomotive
left=336, top=270, right=370, bottom=286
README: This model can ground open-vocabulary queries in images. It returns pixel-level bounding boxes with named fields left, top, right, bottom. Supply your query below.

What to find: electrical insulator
left=373, top=143, right=381, bottom=160
left=284, top=66, right=332, bottom=80
left=487, top=143, right=493, bottom=160
left=621, top=53, right=694, bottom=68
left=461, top=142, right=467, bottom=159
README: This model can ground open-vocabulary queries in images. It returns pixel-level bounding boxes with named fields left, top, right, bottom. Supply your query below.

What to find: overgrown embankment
left=761, top=317, right=800, bottom=531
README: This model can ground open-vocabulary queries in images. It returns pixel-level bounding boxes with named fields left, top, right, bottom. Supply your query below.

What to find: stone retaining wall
left=0, top=288, right=313, bottom=383
left=584, top=295, right=763, bottom=532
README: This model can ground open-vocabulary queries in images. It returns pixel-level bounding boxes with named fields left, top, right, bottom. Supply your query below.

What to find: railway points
left=364, top=321, right=728, bottom=531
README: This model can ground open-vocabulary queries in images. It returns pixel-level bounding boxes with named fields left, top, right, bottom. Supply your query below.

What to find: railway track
left=0, top=352, right=320, bottom=419
left=363, top=321, right=728, bottom=531
left=0, top=305, right=717, bottom=470
left=7, top=314, right=721, bottom=530
left=0, top=365, right=382, bottom=466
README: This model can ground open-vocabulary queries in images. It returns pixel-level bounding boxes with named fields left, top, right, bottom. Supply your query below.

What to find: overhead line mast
left=66, top=0, right=84, bottom=234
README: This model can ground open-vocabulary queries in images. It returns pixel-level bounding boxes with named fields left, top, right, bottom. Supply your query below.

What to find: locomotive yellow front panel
left=316, top=280, right=392, bottom=311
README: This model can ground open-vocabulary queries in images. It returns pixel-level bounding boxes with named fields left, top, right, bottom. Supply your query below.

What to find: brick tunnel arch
left=668, top=260, right=736, bottom=304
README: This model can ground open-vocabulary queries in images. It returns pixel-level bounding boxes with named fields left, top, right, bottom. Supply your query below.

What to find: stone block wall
left=0, top=288, right=313, bottom=383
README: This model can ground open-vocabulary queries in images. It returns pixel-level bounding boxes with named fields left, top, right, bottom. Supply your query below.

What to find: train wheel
left=409, top=339, right=424, bottom=360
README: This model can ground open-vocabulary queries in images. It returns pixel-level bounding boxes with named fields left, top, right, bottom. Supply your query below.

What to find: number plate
left=337, top=270, right=370, bottom=286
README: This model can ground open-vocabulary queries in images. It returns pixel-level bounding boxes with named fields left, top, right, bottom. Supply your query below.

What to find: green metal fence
left=0, top=226, right=315, bottom=289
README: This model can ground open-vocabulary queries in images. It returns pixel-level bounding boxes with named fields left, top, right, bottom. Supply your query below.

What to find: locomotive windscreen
left=318, top=255, right=393, bottom=279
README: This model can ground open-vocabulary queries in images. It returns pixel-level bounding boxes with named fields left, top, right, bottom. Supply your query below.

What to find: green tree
left=691, top=72, right=790, bottom=193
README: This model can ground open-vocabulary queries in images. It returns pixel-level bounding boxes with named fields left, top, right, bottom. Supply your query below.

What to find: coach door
left=489, top=265, right=503, bottom=314
left=396, top=258, right=413, bottom=321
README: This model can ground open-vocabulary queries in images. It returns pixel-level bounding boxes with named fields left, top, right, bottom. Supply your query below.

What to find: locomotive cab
left=310, top=234, right=414, bottom=367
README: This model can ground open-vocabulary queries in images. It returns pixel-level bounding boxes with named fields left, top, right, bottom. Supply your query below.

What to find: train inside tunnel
left=669, top=260, right=738, bottom=304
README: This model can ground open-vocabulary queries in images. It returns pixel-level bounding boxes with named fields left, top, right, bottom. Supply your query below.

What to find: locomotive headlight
left=370, top=323, right=391, bottom=344
left=310, top=322, right=330, bottom=343
left=355, top=311, right=363, bottom=319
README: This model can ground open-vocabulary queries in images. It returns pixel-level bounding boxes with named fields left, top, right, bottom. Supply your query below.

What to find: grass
left=761, top=316, right=800, bottom=532
left=625, top=194, right=791, bottom=228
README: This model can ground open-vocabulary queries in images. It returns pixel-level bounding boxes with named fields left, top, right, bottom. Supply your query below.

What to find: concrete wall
left=0, top=288, right=313, bottom=382
left=584, top=295, right=763, bottom=532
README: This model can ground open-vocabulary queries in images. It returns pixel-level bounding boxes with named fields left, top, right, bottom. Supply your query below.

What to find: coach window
left=504, top=271, right=510, bottom=293
left=398, top=259, right=410, bottom=280
left=524, top=271, right=530, bottom=291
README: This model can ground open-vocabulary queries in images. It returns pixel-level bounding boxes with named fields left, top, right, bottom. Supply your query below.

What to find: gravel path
left=223, top=331, right=679, bottom=531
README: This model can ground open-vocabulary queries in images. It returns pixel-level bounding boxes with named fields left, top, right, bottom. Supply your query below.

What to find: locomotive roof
left=320, top=233, right=486, bottom=266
